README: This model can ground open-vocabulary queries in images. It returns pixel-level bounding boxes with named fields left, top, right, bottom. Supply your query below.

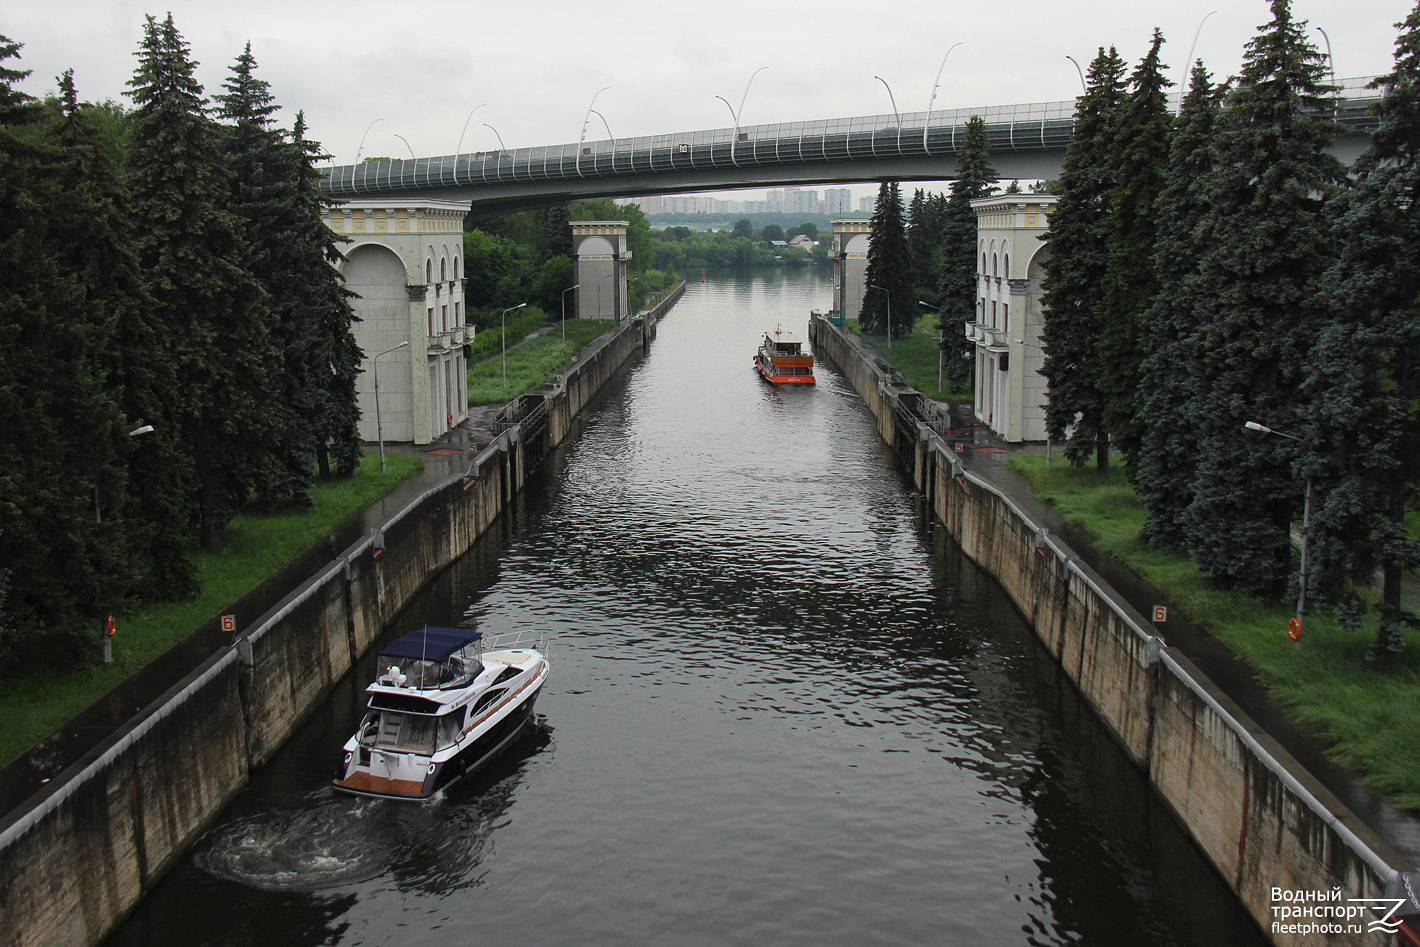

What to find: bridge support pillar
left=829, top=218, right=871, bottom=321
left=571, top=220, right=632, bottom=320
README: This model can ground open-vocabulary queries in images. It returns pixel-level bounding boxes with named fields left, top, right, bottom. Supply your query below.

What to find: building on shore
left=323, top=197, right=472, bottom=446
left=967, top=194, right=1055, bottom=443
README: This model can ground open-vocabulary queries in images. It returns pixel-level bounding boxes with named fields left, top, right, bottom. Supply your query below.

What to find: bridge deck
left=323, top=78, right=1382, bottom=202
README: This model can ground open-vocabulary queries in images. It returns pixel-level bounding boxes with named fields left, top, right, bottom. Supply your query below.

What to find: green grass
left=0, top=451, right=423, bottom=767
left=1010, top=452, right=1420, bottom=809
left=467, top=319, right=615, bottom=405
left=843, top=314, right=972, bottom=401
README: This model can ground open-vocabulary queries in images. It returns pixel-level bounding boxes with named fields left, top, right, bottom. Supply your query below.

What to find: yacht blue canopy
left=379, top=627, right=481, bottom=662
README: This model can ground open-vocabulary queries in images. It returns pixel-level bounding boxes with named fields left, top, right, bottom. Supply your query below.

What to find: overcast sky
left=4, top=0, right=1413, bottom=202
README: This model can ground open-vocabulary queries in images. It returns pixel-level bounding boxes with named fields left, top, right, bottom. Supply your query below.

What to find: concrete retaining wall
left=809, top=314, right=1417, bottom=946
left=0, top=297, right=677, bottom=947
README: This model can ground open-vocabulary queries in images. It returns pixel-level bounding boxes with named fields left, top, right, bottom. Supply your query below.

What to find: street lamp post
left=924, top=43, right=963, bottom=155
left=1244, top=420, right=1311, bottom=640
left=1178, top=11, right=1218, bottom=112
left=482, top=124, right=507, bottom=183
left=598, top=273, right=612, bottom=320
left=354, top=117, right=384, bottom=164
left=874, top=76, right=901, bottom=155
left=1317, top=27, right=1339, bottom=120
left=502, top=302, right=528, bottom=387
left=868, top=284, right=892, bottom=349
left=716, top=66, right=767, bottom=168
left=1066, top=55, right=1087, bottom=96
left=455, top=103, right=486, bottom=185
left=373, top=341, right=408, bottom=473
left=561, top=283, right=580, bottom=345
left=97, top=424, right=155, bottom=664
left=577, top=86, right=610, bottom=179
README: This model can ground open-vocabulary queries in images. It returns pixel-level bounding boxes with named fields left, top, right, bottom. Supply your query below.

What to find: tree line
left=1039, top=0, right=1420, bottom=662
left=852, top=113, right=1003, bottom=394
left=0, top=16, right=362, bottom=670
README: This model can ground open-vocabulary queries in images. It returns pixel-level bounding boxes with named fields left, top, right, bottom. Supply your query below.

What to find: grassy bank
left=1, top=452, right=423, bottom=766
left=846, top=313, right=971, bottom=401
left=467, top=319, right=615, bottom=405
left=1009, top=452, right=1420, bottom=810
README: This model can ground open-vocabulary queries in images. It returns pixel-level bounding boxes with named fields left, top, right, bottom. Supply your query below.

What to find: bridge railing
left=322, top=78, right=1383, bottom=198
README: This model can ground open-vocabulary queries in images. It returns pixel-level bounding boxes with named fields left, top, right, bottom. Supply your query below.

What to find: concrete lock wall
left=808, top=313, right=1415, bottom=947
left=0, top=298, right=678, bottom=947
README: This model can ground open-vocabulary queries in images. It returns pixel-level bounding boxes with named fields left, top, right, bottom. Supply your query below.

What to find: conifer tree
left=217, top=43, right=317, bottom=509
left=908, top=190, right=949, bottom=308
left=1181, top=0, right=1344, bottom=598
left=859, top=180, right=913, bottom=339
left=536, top=204, right=573, bottom=264
left=1134, top=62, right=1224, bottom=550
left=0, top=39, right=111, bottom=663
left=291, top=110, right=364, bottom=479
left=1039, top=47, right=1126, bottom=473
left=126, top=14, right=274, bottom=546
left=1098, top=30, right=1171, bottom=465
left=1304, top=2, right=1420, bottom=661
left=50, top=70, right=196, bottom=605
left=938, top=115, right=997, bottom=392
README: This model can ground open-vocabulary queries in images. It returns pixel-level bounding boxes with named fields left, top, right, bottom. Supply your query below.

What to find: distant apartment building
left=859, top=195, right=877, bottom=214
left=824, top=188, right=853, bottom=214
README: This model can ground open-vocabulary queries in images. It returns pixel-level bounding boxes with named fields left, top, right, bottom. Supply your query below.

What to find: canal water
left=105, top=267, right=1265, bottom=947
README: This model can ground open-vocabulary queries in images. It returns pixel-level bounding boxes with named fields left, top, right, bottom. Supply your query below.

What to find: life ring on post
left=1288, top=617, right=1303, bottom=641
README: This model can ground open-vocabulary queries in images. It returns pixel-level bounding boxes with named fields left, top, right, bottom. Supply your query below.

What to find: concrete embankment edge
left=0, top=285, right=683, bottom=947
left=809, top=313, right=1417, bottom=947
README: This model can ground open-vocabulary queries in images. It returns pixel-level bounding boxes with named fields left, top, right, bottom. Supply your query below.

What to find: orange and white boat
left=754, top=328, right=815, bottom=385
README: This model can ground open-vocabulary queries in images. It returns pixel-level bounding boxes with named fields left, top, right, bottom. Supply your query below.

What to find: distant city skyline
left=625, top=178, right=1045, bottom=218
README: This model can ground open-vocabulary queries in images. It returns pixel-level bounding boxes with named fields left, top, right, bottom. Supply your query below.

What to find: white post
left=373, top=341, right=408, bottom=473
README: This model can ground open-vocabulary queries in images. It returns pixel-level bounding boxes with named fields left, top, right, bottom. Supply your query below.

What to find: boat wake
left=195, top=796, right=399, bottom=890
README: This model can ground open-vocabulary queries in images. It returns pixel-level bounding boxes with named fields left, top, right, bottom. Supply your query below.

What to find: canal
left=105, top=267, right=1266, bottom=946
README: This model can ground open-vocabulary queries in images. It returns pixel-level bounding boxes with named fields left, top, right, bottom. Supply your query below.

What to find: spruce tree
left=49, top=70, right=196, bottom=606
left=126, top=14, right=274, bottom=546
left=0, top=39, right=113, bottom=664
left=1181, top=0, right=1344, bottom=598
left=536, top=203, right=573, bottom=264
left=1134, top=62, right=1224, bottom=550
left=1039, top=47, right=1126, bottom=472
left=909, top=190, right=949, bottom=309
left=1304, top=3, right=1420, bottom=661
left=937, top=115, right=997, bottom=392
left=859, top=181, right=913, bottom=339
left=217, top=43, right=316, bottom=509
left=1098, top=30, right=1171, bottom=466
left=291, top=111, right=364, bottom=479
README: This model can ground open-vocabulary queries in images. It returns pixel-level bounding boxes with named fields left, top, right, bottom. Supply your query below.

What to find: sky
left=4, top=0, right=1414, bottom=204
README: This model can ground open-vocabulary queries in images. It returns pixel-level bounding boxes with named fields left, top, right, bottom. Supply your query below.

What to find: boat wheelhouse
left=332, top=626, right=549, bottom=801
left=754, top=328, right=815, bottom=385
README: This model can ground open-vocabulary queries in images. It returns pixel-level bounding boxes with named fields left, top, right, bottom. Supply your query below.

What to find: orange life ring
left=1288, top=618, right=1302, bottom=640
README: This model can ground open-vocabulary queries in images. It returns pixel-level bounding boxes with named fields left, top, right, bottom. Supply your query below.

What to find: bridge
left=321, top=78, right=1384, bottom=212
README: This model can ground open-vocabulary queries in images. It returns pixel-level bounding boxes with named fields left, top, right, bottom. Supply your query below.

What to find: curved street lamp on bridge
left=924, top=43, right=963, bottom=155
left=716, top=65, right=767, bottom=168
left=455, top=104, right=486, bottom=185
left=577, top=86, right=610, bottom=179
left=873, top=76, right=901, bottom=157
